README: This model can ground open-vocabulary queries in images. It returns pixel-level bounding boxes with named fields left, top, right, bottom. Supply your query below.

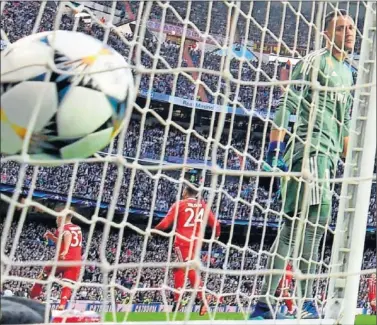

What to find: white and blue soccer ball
left=1, top=30, right=135, bottom=162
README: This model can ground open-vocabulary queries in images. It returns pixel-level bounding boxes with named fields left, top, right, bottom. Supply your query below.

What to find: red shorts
left=43, top=264, right=80, bottom=284
left=174, top=245, right=196, bottom=262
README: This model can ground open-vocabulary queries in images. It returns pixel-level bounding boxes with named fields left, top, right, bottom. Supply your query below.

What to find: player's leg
left=250, top=158, right=303, bottom=319
left=257, top=156, right=331, bottom=319
left=275, top=287, right=295, bottom=316
left=57, top=266, right=80, bottom=310
left=250, top=216, right=296, bottom=319
left=30, top=266, right=54, bottom=299
left=188, top=267, right=208, bottom=316
left=282, top=290, right=295, bottom=315
left=296, top=204, right=328, bottom=317
left=251, top=157, right=329, bottom=320
left=251, top=164, right=302, bottom=320
left=172, top=246, right=186, bottom=312
left=299, top=156, right=333, bottom=319
left=370, top=298, right=376, bottom=315
left=186, top=246, right=208, bottom=316
left=172, top=268, right=185, bottom=312
left=187, top=268, right=204, bottom=300
left=176, top=245, right=207, bottom=316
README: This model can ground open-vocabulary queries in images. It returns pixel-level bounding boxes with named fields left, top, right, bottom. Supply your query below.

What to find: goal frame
left=325, top=3, right=377, bottom=323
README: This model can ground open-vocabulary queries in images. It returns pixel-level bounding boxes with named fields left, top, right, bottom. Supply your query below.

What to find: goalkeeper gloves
left=259, top=141, right=288, bottom=193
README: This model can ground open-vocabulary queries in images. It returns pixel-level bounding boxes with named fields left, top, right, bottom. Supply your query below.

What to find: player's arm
left=270, top=60, right=311, bottom=148
left=60, top=230, right=73, bottom=259
left=260, top=60, right=314, bottom=191
left=43, top=230, right=58, bottom=243
left=342, top=88, right=352, bottom=158
left=154, top=202, right=178, bottom=231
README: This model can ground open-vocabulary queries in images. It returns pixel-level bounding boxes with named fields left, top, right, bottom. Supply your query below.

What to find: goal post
left=0, top=1, right=376, bottom=325
left=325, top=4, right=377, bottom=323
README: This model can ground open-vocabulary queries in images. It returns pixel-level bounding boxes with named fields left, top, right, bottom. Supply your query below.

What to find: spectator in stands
left=1, top=221, right=375, bottom=308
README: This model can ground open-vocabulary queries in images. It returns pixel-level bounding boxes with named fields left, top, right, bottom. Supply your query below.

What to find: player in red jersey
left=368, top=273, right=376, bottom=315
left=275, top=261, right=295, bottom=315
left=30, top=205, right=82, bottom=310
left=154, top=185, right=221, bottom=316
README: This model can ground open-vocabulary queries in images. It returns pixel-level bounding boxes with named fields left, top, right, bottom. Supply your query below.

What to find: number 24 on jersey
left=184, top=208, right=204, bottom=227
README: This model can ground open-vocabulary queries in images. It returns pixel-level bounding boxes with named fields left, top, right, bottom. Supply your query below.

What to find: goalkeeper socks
left=173, top=269, right=185, bottom=302
left=29, top=283, right=43, bottom=299
left=188, top=269, right=204, bottom=301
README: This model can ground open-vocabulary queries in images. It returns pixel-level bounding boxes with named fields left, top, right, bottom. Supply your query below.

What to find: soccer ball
left=1, top=30, right=135, bottom=163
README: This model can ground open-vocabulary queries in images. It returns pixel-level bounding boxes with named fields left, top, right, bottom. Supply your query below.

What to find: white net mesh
left=1, top=1, right=376, bottom=324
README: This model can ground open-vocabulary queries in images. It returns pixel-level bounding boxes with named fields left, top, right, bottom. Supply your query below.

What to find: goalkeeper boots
left=300, top=301, right=320, bottom=319
left=249, top=301, right=294, bottom=320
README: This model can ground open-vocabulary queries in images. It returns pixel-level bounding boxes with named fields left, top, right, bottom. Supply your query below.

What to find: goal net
left=0, top=1, right=376, bottom=324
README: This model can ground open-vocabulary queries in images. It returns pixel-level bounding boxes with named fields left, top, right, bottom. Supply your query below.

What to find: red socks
left=188, top=269, right=203, bottom=301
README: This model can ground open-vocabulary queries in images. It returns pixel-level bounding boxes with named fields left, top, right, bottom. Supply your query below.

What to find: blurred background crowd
left=2, top=221, right=375, bottom=308
left=0, top=0, right=374, bottom=312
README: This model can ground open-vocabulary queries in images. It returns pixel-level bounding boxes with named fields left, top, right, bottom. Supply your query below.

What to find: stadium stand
left=0, top=0, right=374, bottom=312
left=1, top=221, right=375, bottom=307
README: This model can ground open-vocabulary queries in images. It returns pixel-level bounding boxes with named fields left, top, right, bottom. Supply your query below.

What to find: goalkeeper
left=251, top=9, right=355, bottom=320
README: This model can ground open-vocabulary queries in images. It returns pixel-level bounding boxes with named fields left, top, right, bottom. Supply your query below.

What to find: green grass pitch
left=104, top=312, right=376, bottom=324
left=355, top=315, right=376, bottom=325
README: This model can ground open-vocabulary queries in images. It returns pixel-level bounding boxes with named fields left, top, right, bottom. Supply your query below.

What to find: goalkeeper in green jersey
left=251, top=9, right=355, bottom=320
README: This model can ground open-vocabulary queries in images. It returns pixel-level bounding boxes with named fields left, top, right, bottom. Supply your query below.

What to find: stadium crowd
left=1, top=221, right=375, bottom=309
left=1, top=1, right=360, bottom=111
left=0, top=0, right=375, bottom=313
left=0, top=1, right=371, bottom=224
left=3, top=0, right=370, bottom=229
left=1, top=116, right=376, bottom=227
left=1, top=114, right=376, bottom=227
left=1, top=157, right=376, bottom=228
left=114, top=1, right=364, bottom=53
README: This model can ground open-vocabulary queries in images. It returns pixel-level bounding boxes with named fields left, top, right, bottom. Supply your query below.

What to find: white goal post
left=0, top=1, right=376, bottom=325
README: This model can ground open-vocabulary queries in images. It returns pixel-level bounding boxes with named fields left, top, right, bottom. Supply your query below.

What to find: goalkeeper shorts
left=281, top=155, right=334, bottom=216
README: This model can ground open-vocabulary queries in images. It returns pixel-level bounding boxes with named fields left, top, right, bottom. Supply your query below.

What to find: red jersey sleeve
left=155, top=202, right=179, bottom=231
